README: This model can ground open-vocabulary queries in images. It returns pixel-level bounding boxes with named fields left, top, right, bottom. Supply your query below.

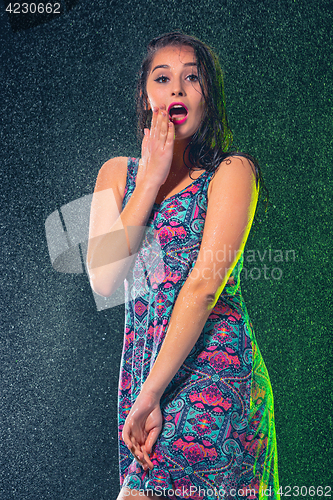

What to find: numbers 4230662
left=6, top=3, right=61, bottom=14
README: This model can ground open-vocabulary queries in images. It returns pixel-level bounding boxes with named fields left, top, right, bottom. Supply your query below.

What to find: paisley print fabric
left=118, top=157, right=279, bottom=499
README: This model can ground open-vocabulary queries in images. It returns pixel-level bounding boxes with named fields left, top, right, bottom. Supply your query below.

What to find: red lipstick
left=168, top=102, right=188, bottom=124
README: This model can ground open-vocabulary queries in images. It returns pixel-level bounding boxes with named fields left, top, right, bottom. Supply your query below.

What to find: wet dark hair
left=136, top=31, right=269, bottom=220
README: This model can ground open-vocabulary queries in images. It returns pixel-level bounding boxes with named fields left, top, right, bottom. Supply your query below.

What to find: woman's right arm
left=86, top=156, right=157, bottom=297
left=87, top=106, right=174, bottom=297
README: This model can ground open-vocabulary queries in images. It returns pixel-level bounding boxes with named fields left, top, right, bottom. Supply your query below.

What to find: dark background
left=1, top=0, right=332, bottom=498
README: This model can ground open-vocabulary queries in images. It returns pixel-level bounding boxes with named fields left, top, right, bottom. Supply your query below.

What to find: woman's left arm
left=122, top=156, right=259, bottom=469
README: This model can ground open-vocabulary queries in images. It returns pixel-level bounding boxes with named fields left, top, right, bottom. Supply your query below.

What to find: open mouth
left=168, top=102, right=188, bottom=124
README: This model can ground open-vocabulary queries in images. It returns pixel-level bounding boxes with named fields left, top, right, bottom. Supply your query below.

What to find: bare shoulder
left=214, top=155, right=257, bottom=180
left=94, top=156, right=128, bottom=194
left=208, top=155, right=258, bottom=199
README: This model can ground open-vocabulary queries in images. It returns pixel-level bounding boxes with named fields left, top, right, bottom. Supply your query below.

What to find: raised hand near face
left=136, top=105, right=175, bottom=190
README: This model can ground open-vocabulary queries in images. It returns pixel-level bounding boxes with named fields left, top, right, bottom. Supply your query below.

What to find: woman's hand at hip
left=122, top=390, right=162, bottom=471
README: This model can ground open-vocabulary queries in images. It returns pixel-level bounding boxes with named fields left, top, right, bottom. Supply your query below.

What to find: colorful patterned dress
left=118, top=157, right=279, bottom=500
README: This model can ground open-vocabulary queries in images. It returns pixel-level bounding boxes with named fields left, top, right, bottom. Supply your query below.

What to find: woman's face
left=145, top=45, right=205, bottom=140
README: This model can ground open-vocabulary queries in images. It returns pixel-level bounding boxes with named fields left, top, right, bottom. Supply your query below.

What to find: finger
left=134, top=452, right=145, bottom=465
left=166, top=120, right=175, bottom=144
left=131, top=451, right=146, bottom=470
left=152, top=107, right=163, bottom=141
left=122, top=427, right=131, bottom=450
left=130, top=435, right=140, bottom=452
left=145, top=426, right=161, bottom=456
left=122, top=425, right=139, bottom=451
left=130, top=440, right=149, bottom=470
left=151, top=106, right=159, bottom=136
left=141, top=128, right=149, bottom=148
left=131, top=440, right=144, bottom=462
left=153, top=107, right=168, bottom=145
left=156, top=105, right=169, bottom=140
left=141, top=444, right=154, bottom=470
left=159, top=109, right=168, bottom=142
left=128, top=437, right=142, bottom=458
left=144, top=128, right=150, bottom=141
left=141, top=129, right=149, bottom=163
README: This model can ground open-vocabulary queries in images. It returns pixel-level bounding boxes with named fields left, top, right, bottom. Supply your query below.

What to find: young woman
left=87, top=32, right=279, bottom=500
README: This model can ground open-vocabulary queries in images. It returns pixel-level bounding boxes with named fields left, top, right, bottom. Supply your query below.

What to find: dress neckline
left=153, top=170, right=210, bottom=207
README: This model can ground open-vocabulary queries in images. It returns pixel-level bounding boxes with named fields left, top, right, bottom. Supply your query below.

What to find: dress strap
left=199, top=169, right=216, bottom=200
left=203, top=169, right=215, bottom=189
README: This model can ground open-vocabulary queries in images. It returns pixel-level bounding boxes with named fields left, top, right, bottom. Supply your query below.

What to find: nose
left=171, top=78, right=185, bottom=97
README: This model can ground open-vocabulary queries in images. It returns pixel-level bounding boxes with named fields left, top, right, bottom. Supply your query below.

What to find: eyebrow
left=151, top=62, right=197, bottom=74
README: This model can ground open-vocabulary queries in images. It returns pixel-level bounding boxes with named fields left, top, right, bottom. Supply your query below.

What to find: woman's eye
left=155, top=75, right=169, bottom=83
left=154, top=74, right=198, bottom=83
